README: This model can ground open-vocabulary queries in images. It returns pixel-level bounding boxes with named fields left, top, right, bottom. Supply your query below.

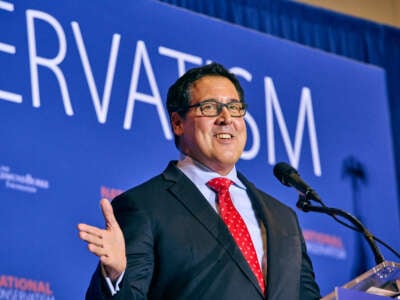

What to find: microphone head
left=273, top=162, right=298, bottom=186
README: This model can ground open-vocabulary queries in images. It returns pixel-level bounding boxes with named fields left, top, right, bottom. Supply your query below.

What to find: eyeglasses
left=178, top=99, right=247, bottom=117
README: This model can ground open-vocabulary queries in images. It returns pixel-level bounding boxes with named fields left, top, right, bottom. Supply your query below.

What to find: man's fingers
left=78, top=199, right=126, bottom=275
left=87, top=243, right=107, bottom=257
left=79, top=230, right=103, bottom=246
left=78, top=223, right=103, bottom=237
left=100, top=198, right=119, bottom=229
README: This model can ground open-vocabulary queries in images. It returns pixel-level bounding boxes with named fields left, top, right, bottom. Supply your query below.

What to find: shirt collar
left=177, top=154, right=246, bottom=190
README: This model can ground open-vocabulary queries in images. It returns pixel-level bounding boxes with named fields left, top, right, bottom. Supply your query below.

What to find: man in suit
left=78, top=63, right=321, bottom=299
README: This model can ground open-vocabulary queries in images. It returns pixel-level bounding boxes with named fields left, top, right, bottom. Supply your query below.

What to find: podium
left=322, top=261, right=400, bottom=299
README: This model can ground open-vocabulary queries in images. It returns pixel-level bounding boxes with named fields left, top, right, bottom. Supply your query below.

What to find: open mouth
left=215, top=133, right=233, bottom=139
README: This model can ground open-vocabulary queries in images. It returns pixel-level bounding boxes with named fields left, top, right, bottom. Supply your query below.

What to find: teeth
left=216, top=133, right=232, bottom=139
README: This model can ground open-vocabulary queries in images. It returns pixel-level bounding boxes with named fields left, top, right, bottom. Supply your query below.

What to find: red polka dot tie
left=207, top=177, right=265, bottom=294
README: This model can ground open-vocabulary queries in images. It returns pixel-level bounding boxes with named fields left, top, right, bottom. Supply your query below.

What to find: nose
left=215, top=106, right=233, bottom=124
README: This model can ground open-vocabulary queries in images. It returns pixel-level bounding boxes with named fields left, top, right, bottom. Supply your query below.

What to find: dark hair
left=166, top=62, right=245, bottom=149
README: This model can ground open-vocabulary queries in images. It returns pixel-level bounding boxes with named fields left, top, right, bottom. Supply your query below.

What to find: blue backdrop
left=0, top=0, right=399, bottom=298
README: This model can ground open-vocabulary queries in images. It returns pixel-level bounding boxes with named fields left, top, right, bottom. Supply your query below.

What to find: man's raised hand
left=78, top=198, right=126, bottom=281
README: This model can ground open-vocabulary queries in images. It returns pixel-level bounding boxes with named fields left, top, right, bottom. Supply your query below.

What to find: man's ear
left=171, top=112, right=184, bottom=136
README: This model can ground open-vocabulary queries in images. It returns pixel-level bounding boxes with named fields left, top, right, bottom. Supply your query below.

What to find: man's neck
left=178, top=154, right=235, bottom=176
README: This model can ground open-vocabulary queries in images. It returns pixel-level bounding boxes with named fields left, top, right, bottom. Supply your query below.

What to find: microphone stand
left=296, top=196, right=385, bottom=265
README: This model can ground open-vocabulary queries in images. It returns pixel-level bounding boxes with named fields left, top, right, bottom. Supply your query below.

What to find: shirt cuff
left=100, top=264, right=125, bottom=296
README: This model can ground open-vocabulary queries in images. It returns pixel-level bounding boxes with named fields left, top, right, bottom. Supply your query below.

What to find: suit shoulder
left=111, top=174, right=165, bottom=207
left=255, top=186, right=296, bottom=214
left=238, top=171, right=296, bottom=216
left=111, top=162, right=182, bottom=210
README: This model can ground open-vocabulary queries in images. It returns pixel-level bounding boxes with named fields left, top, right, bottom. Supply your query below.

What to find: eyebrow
left=199, top=98, right=241, bottom=103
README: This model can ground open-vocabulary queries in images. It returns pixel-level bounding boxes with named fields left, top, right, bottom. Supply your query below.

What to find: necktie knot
left=207, top=177, right=232, bottom=193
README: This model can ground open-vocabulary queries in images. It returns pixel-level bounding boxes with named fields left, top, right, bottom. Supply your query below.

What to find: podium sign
left=323, top=261, right=400, bottom=300
left=335, top=288, right=392, bottom=299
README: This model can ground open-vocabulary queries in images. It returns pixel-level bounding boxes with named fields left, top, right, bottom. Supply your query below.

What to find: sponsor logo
left=303, top=229, right=347, bottom=259
left=0, top=274, right=54, bottom=300
left=0, top=165, right=50, bottom=194
left=100, top=185, right=123, bottom=200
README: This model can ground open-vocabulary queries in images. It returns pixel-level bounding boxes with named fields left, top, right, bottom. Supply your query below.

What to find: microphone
left=273, top=162, right=322, bottom=203
left=273, top=161, right=386, bottom=265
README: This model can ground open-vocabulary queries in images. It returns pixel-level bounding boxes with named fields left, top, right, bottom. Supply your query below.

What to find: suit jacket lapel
left=163, top=162, right=265, bottom=297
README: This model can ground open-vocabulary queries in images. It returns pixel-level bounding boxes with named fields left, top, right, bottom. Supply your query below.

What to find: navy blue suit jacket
left=86, top=161, right=321, bottom=299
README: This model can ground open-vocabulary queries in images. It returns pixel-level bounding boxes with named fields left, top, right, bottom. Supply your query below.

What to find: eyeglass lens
left=199, top=100, right=246, bottom=117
